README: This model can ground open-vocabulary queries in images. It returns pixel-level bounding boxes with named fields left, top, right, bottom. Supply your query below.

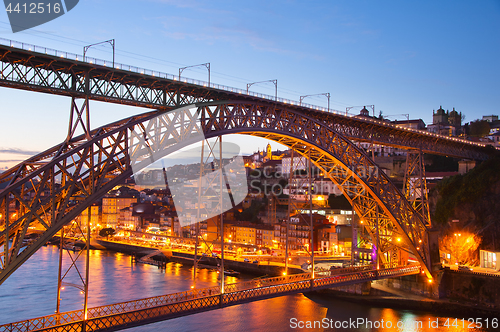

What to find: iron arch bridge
left=1, top=100, right=434, bottom=284
left=0, top=40, right=492, bottom=160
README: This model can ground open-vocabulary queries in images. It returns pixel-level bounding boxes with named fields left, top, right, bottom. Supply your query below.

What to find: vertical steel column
left=66, top=96, right=91, bottom=142
left=193, top=140, right=205, bottom=288
left=308, top=149, right=314, bottom=277
left=84, top=142, right=94, bottom=320
left=56, top=157, right=67, bottom=313
left=84, top=206, right=91, bottom=320
left=404, top=150, right=431, bottom=227
left=351, top=203, right=355, bottom=266
left=285, top=150, right=294, bottom=275
left=375, top=205, right=380, bottom=269
left=3, top=195, right=9, bottom=267
left=418, top=149, right=431, bottom=227
left=66, top=97, right=75, bottom=142
left=219, top=137, right=224, bottom=295
left=56, top=228, right=63, bottom=314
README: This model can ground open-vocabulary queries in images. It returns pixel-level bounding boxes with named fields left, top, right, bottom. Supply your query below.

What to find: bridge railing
left=0, top=37, right=334, bottom=115
left=0, top=265, right=421, bottom=332
left=224, top=272, right=312, bottom=293
left=0, top=283, right=219, bottom=331
left=315, top=264, right=376, bottom=277
left=0, top=38, right=490, bottom=149
left=0, top=274, right=312, bottom=331
left=377, top=264, right=422, bottom=277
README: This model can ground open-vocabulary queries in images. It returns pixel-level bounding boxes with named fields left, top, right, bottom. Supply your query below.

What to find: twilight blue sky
left=0, top=0, right=499, bottom=169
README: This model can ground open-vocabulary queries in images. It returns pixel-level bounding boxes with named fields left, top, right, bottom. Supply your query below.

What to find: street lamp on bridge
left=246, top=79, right=278, bottom=101
left=179, top=63, right=211, bottom=86
left=83, top=39, right=115, bottom=68
left=299, top=93, right=330, bottom=112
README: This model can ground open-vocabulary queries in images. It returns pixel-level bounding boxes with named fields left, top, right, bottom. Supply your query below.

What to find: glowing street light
left=300, top=93, right=330, bottom=112
left=246, top=79, right=278, bottom=101
left=83, top=39, right=115, bottom=68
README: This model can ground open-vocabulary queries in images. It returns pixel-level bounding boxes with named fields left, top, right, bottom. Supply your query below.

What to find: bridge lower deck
left=0, top=265, right=421, bottom=332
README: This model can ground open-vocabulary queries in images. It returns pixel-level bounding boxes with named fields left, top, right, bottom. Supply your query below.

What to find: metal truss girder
left=196, top=102, right=432, bottom=277
left=0, top=101, right=433, bottom=285
left=0, top=44, right=492, bottom=160
left=0, top=266, right=420, bottom=332
left=404, top=150, right=431, bottom=226
left=250, top=133, right=402, bottom=266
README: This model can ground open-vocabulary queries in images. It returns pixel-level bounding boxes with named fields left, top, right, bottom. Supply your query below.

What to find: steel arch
left=0, top=41, right=493, bottom=160
left=0, top=101, right=431, bottom=285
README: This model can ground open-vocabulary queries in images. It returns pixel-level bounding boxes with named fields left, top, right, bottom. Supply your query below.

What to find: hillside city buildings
left=7, top=107, right=499, bottom=265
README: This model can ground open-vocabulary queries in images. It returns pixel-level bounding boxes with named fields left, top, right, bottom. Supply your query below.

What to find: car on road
left=457, top=265, right=473, bottom=271
left=244, top=258, right=250, bottom=263
left=252, top=260, right=259, bottom=264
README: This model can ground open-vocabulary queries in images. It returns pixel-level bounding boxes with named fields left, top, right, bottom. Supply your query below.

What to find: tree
left=468, top=120, right=490, bottom=137
left=439, top=231, right=481, bottom=265
left=327, top=194, right=352, bottom=210
left=237, top=200, right=263, bottom=223
left=99, top=227, right=115, bottom=239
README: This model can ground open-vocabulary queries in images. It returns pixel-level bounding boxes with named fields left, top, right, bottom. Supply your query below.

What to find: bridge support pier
left=404, top=150, right=431, bottom=227
left=285, top=147, right=315, bottom=275
left=66, top=95, right=91, bottom=143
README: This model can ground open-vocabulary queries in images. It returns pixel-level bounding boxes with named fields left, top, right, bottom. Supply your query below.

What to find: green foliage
left=237, top=200, right=263, bottom=223
left=99, top=227, right=116, bottom=238
left=249, top=170, right=260, bottom=178
left=468, top=119, right=490, bottom=137
left=425, top=154, right=459, bottom=172
left=327, top=194, right=352, bottom=210
left=433, top=156, right=500, bottom=224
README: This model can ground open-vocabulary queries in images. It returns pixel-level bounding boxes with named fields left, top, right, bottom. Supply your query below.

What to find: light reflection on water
left=0, top=246, right=496, bottom=331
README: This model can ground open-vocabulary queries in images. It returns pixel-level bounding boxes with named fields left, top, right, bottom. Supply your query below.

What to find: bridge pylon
left=66, top=96, right=91, bottom=143
left=403, top=150, right=431, bottom=227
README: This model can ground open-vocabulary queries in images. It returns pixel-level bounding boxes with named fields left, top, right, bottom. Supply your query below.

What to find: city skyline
left=1, top=0, right=499, bottom=170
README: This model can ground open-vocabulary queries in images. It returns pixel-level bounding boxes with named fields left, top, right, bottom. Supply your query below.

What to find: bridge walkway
left=0, top=265, right=421, bottom=332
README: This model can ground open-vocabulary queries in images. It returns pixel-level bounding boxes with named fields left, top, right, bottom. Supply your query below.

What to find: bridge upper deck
left=0, top=264, right=421, bottom=332
left=0, top=38, right=493, bottom=160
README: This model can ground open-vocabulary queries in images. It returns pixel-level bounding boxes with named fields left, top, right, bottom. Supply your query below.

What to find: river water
left=0, top=246, right=496, bottom=331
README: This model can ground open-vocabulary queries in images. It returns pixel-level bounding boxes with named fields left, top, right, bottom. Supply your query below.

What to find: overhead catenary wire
left=0, top=20, right=354, bottom=109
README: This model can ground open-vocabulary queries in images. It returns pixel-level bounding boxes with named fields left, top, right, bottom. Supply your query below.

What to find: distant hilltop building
left=427, top=106, right=463, bottom=136
left=483, top=115, right=498, bottom=123
left=359, top=106, right=370, bottom=117
left=244, top=142, right=286, bottom=168
left=265, top=143, right=283, bottom=162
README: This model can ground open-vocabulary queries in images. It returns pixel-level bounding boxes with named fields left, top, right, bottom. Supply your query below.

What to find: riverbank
left=57, top=237, right=500, bottom=318
left=95, top=239, right=305, bottom=277
left=311, top=286, right=500, bottom=318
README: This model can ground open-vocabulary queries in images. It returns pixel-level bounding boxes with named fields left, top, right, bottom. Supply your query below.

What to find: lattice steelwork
left=0, top=42, right=492, bottom=160
left=0, top=39, right=487, bottom=332
left=1, top=101, right=433, bottom=286
left=404, top=151, right=431, bottom=227
left=0, top=265, right=420, bottom=332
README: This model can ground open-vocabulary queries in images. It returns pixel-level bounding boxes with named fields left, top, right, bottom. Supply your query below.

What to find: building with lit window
left=235, top=224, right=257, bottom=245
left=480, top=250, right=499, bottom=271
left=102, top=195, right=138, bottom=227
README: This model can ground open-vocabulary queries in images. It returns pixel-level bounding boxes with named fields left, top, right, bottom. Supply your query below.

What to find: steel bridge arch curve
left=194, top=101, right=431, bottom=278
left=0, top=100, right=432, bottom=285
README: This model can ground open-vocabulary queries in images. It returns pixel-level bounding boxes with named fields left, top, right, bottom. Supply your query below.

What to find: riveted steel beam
left=1, top=100, right=434, bottom=283
left=0, top=43, right=492, bottom=160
